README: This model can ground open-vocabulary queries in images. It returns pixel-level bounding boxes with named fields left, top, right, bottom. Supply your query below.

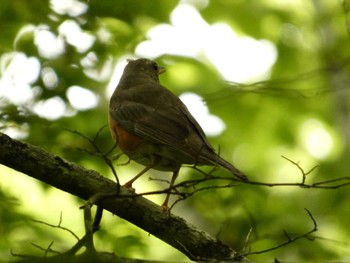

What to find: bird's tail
left=214, top=155, right=248, bottom=181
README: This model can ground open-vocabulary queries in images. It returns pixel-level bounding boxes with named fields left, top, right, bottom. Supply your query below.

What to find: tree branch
left=0, top=132, right=242, bottom=261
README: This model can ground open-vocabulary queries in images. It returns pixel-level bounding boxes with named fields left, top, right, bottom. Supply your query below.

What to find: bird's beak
left=158, top=66, right=166, bottom=75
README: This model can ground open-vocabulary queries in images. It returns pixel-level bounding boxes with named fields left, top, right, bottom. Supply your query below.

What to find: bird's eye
left=152, top=63, right=159, bottom=71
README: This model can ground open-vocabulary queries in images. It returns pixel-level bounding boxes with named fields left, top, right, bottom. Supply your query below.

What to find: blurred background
left=0, top=0, right=349, bottom=261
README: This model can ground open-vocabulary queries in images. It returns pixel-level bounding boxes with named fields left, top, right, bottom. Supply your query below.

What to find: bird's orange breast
left=108, top=115, right=143, bottom=154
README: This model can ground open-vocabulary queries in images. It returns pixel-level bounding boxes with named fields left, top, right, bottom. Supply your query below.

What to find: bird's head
left=124, top=58, right=166, bottom=82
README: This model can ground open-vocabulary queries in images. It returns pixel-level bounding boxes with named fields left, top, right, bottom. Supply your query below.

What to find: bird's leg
left=123, top=164, right=153, bottom=189
left=123, top=157, right=160, bottom=189
left=161, top=169, right=179, bottom=210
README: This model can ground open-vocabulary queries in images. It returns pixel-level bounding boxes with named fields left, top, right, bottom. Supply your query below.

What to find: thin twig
left=30, top=241, right=61, bottom=256
left=66, top=127, right=120, bottom=186
left=281, top=155, right=319, bottom=184
left=31, top=212, right=80, bottom=241
left=242, top=208, right=317, bottom=256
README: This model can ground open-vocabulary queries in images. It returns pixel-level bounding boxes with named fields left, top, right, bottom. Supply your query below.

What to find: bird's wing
left=110, top=83, right=195, bottom=149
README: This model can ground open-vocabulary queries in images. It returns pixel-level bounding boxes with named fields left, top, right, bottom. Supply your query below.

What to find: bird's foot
left=123, top=182, right=136, bottom=193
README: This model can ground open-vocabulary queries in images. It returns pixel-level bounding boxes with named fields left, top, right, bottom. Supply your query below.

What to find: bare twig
left=30, top=241, right=60, bottom=256
left=31, top=212, right=80, bottom=241
left=114, top=167, right=350, bottom=211
left=67, top=127, right=120, bottom=185
left=281, top=155, right=319, bottom=184
left=242, top=208, right=317, bottom=256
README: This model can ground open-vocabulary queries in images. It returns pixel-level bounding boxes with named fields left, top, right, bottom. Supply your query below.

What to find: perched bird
left=109, top=58, right=247, bottom=208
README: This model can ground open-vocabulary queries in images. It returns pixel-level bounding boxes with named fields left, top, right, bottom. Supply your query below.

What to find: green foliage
left=1, top=0, right=350, bottom=261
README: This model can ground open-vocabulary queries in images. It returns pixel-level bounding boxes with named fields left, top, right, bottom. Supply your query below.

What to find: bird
left=109, top=58, right=247, bottom=209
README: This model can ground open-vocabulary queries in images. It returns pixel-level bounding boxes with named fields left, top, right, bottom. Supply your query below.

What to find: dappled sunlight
left=179, top=92, right=225, bottom=136
left=34, top=27, right=65, bottom=59
left=50, top=0, right=88, bottom=17
left=300, top=119, right=340, bottom=160
left=106, top=57, right=131, bottom=97
left=0, top=53, right=40, bottom=104
left=1, top=18, right=103, bottom=119
left=33, top=96, right=67, bottom=120
left=0, top=123, right=29, bottom=140
left=58, top=20, right=95, bottom=53
left=67, top=85, right=99, bottom=110
left=135, top=4, right=277, bottom=82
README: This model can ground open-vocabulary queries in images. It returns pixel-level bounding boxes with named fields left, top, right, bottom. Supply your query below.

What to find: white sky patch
left=0, top=53, right=40, bottom=104
left=180, top=92, right=225, bottom=136
left=81, top=52, right=113, bottom=82
left=135, top=4, right=277, bottom=83
left=106, top=57, right=131, bottom=97
left=67, top=85, right=99, bottom=110
left=34, top=19, right=95, bottom=60
left=34, top=27, right=65, bottom=59
left=0, top=123, right=29, bottom=140
left=50, top=0, right=88, bottom=17
left=301, top=119, right=334, bottom=160
left=59, top=20, right=95, bottom=53
left=33, top=96, right=66, bottom=120
left=204, top=25, right=277, bottom=82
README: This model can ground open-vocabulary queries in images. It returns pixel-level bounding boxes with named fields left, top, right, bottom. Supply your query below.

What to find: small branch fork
left=31, top=212, right=80, bottom=241
left=241, top=208, right=318, bottom=257
left=281, top=155, right=319, bottom=184
left=67, top=126, right=119, bottom=185
left=11, top=192, right=119, bottom=261
left=71, top=191, right=117, bottom=256
left=168, top=156, right=349, bottom=209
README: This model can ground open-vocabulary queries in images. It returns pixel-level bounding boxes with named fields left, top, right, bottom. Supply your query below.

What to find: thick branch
left=0, top=133, right=242, bottom=261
